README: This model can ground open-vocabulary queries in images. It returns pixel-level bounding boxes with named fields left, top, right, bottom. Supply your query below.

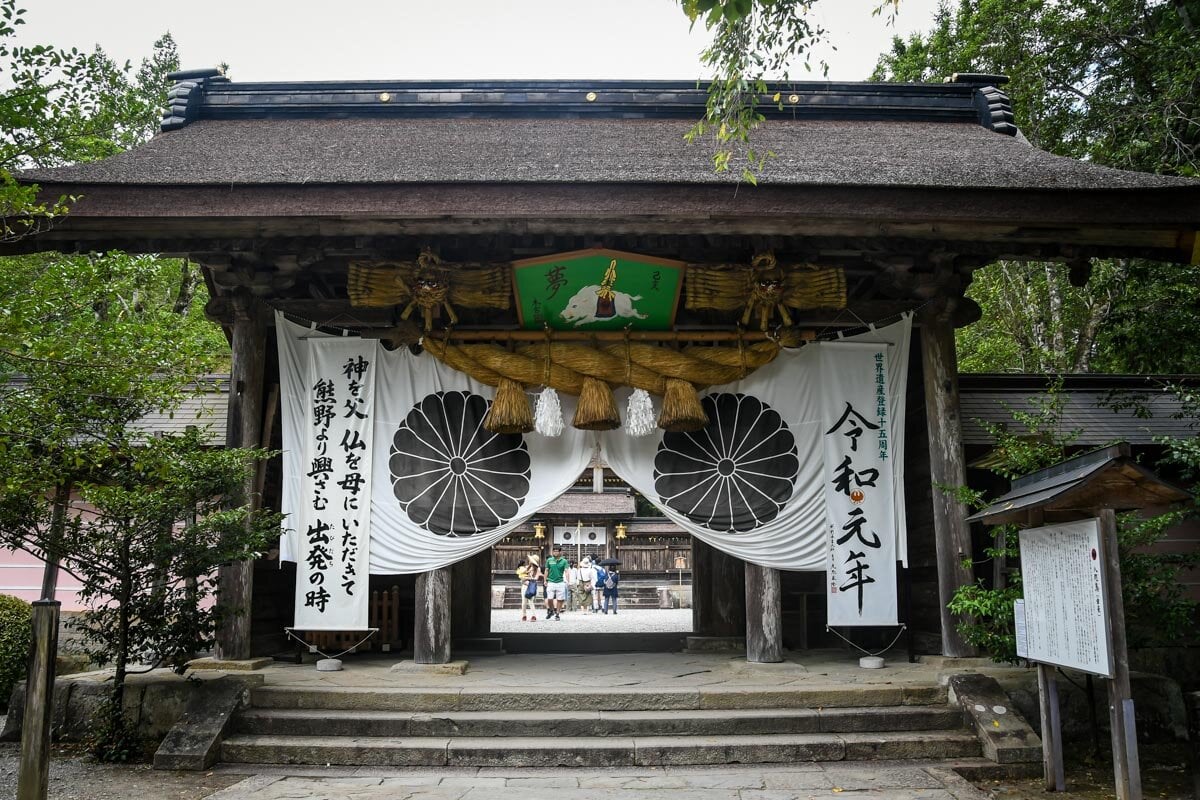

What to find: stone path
left=490, top=607, right=692, bottom=633
left=201, top=762, right=991, bottom=800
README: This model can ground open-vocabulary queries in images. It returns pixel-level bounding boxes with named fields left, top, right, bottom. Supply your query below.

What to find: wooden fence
left=301, top=584, right=404, bottom=653
left=616, top=541, right=692, bottom=574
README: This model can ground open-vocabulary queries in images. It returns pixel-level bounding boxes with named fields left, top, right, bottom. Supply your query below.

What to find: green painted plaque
left=511, top=249, right=684, bottom=331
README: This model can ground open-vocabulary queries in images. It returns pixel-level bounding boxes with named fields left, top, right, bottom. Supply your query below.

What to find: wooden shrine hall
left=9, top=72, right=1200, bottom=665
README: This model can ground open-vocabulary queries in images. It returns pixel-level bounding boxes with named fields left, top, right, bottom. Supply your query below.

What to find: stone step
left=219, top=729, right=981, bottom=767
left=249, top=682, right=948, bottom=712
left=235, top=705, right=968, bottom=738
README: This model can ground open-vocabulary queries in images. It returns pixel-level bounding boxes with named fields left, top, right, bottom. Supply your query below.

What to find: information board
left=1018, top=519, right=1113, bottom=676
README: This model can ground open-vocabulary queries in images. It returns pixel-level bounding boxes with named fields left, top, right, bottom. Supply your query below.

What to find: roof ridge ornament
left=972, top=84, right=1018, bottom=137
left=161, top=67, right=228, bottom=132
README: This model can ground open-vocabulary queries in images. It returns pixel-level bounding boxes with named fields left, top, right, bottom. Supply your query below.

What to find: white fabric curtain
left=277, top=313, right=593, bottom=575
left=601, top=316, right=911, bottom=572
left=369, top=344, right=594, bottom=573
left=277, top=313, right=909, bottom=582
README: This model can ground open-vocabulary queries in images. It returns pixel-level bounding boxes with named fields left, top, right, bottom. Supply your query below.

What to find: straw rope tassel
left=483, top=377, right=534, bottom=434
left=573, top=377, right=621, bottom=431
left=659, top=377, right=708, bottom=432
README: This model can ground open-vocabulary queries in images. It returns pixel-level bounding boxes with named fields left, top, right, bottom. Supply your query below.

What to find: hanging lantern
left=533, top=522, right=546, bottom=540
left=615, top=523, right=627, bottom=540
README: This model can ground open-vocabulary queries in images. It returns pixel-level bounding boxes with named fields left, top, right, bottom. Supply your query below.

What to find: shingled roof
left=18, top=76, right=1195, bottom=192
left=959, top=374, right=1199, bottom=446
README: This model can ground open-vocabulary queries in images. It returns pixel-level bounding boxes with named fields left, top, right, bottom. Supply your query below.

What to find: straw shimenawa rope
left=421, top=331, right=809, bottom=432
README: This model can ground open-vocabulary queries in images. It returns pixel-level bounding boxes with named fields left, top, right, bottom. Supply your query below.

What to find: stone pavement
left=202, top=762, right=992, bottom=800
left=490, top=606, right=692, bottom=633
left=255, top=648, right=1017, bottom=693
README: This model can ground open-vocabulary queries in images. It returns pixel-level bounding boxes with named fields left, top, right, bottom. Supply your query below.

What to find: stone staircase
left=498, top=583, right=668, bottom=609
left=219, top=683, right=981, bottom=767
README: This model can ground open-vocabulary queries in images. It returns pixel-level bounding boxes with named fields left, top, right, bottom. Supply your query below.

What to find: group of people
left=515, top=544, right=620, bottom=621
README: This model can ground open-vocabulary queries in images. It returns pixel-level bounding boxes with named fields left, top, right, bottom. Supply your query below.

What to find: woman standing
left=516, top=554, right=541, bottom=622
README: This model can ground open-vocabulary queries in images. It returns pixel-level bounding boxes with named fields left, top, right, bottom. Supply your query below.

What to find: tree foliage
left=947, top=382, right=1199, bottom=662
left=0, top=0, right=176, bottom=240
left=0, top=1, right=258, bottom=760
left=873, top=0, right=1200, bottom=374
left=678, top=1, right=908, bottom=182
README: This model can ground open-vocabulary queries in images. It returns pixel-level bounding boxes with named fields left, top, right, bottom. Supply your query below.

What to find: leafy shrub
left=949, top=380, right=1199, bottom=662
left=0, top=593, right=32, bottom=712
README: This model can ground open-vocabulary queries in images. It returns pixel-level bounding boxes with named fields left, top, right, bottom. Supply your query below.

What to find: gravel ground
left=0, top=740, right=244, bottom=800
left=489, top=606, right=692, bottom=633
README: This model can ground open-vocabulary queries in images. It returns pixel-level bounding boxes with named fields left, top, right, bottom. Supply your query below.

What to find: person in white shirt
left=564, top=561, right=580, bottom=612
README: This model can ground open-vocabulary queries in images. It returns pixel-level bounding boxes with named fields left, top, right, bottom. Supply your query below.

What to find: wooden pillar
left=414, top=567, right=452, bottom=664
left=691, top=538, right=746, bottom=637
left=451, top=549, right=493, bottom=637
left=745, top=563, right=783, bottom=663
left=1099, top=508, right=1142, bottom=800
left=472, top=548, right=493, bottom=635
left=215, top=290, right=267, bottom=661
left=16, top=600, right=59, bottom=800
left=918, top=311, right=975, bottom=657
left=1038, top=662, right=1066, bottom=792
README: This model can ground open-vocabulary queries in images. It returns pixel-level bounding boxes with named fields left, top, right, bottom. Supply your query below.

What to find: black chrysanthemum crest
left=654, top=393, right=799, bottom=532
left=390, top=391, right=531, bottom=536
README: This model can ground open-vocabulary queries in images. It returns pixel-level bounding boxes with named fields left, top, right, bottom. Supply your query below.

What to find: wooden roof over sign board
left=8, top=75, right=1199, bottom=268
left=967, top=443, right=1191, bottom=525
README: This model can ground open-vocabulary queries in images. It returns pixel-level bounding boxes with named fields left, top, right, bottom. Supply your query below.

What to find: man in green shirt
left=543, top=545, right=570, bottom=621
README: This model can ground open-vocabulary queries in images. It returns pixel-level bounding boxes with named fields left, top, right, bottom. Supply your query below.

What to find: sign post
left=1017, top=514, right=1139, bottom=800
left=968, top=444, right=1188, bottom=800
left=1098, top=509, right=1141, bottom=800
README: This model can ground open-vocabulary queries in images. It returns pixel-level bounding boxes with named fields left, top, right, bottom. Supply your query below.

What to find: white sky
left=17, top=0, right=944, bottom=82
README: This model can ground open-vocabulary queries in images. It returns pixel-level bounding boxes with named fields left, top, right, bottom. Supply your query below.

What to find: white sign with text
left=1018, top=519, right=1113, bottom=676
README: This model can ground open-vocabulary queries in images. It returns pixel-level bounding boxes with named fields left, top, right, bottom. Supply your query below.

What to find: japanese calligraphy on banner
left=276, top=313, right=595, bottom=581
left=821, top=341, right=898, bottom=626
left=603, top=317, right=910, bottom=577
left=294, top=338, right=376, bottom=631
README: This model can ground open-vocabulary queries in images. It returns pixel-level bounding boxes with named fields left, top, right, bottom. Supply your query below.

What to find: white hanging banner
left=293, top=338, right=376, bottom=631
left=821, top=340, right=898, bottom=626
left=602, top=317, right=910, bottom=574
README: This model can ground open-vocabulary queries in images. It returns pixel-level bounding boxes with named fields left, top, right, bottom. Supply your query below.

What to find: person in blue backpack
left=590, top=561, right=606, bottom=613
left=601, top=565, right=620, bottom=614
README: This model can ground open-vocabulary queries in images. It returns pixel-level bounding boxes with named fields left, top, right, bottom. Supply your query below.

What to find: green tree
left=0, top=1, right=254, bottom=759
left=0, top=0, right=178, bottom=239
left=873, top=0, right=1200, bottom=374
left=0, top=430, right=277, bottom=760
left=947, top=382, right=1198, bottom=662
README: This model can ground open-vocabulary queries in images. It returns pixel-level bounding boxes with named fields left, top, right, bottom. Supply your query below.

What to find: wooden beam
left=365, top=328, right=815, bottom=343
left=215, top=291, right=267, bottom=661
left=22, top=184, right=1200, bottom=232
left=918, top=308, right=976, bottom=657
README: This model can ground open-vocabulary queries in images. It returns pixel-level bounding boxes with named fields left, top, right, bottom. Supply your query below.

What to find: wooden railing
left=301, top=584, right=403, bottom=653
